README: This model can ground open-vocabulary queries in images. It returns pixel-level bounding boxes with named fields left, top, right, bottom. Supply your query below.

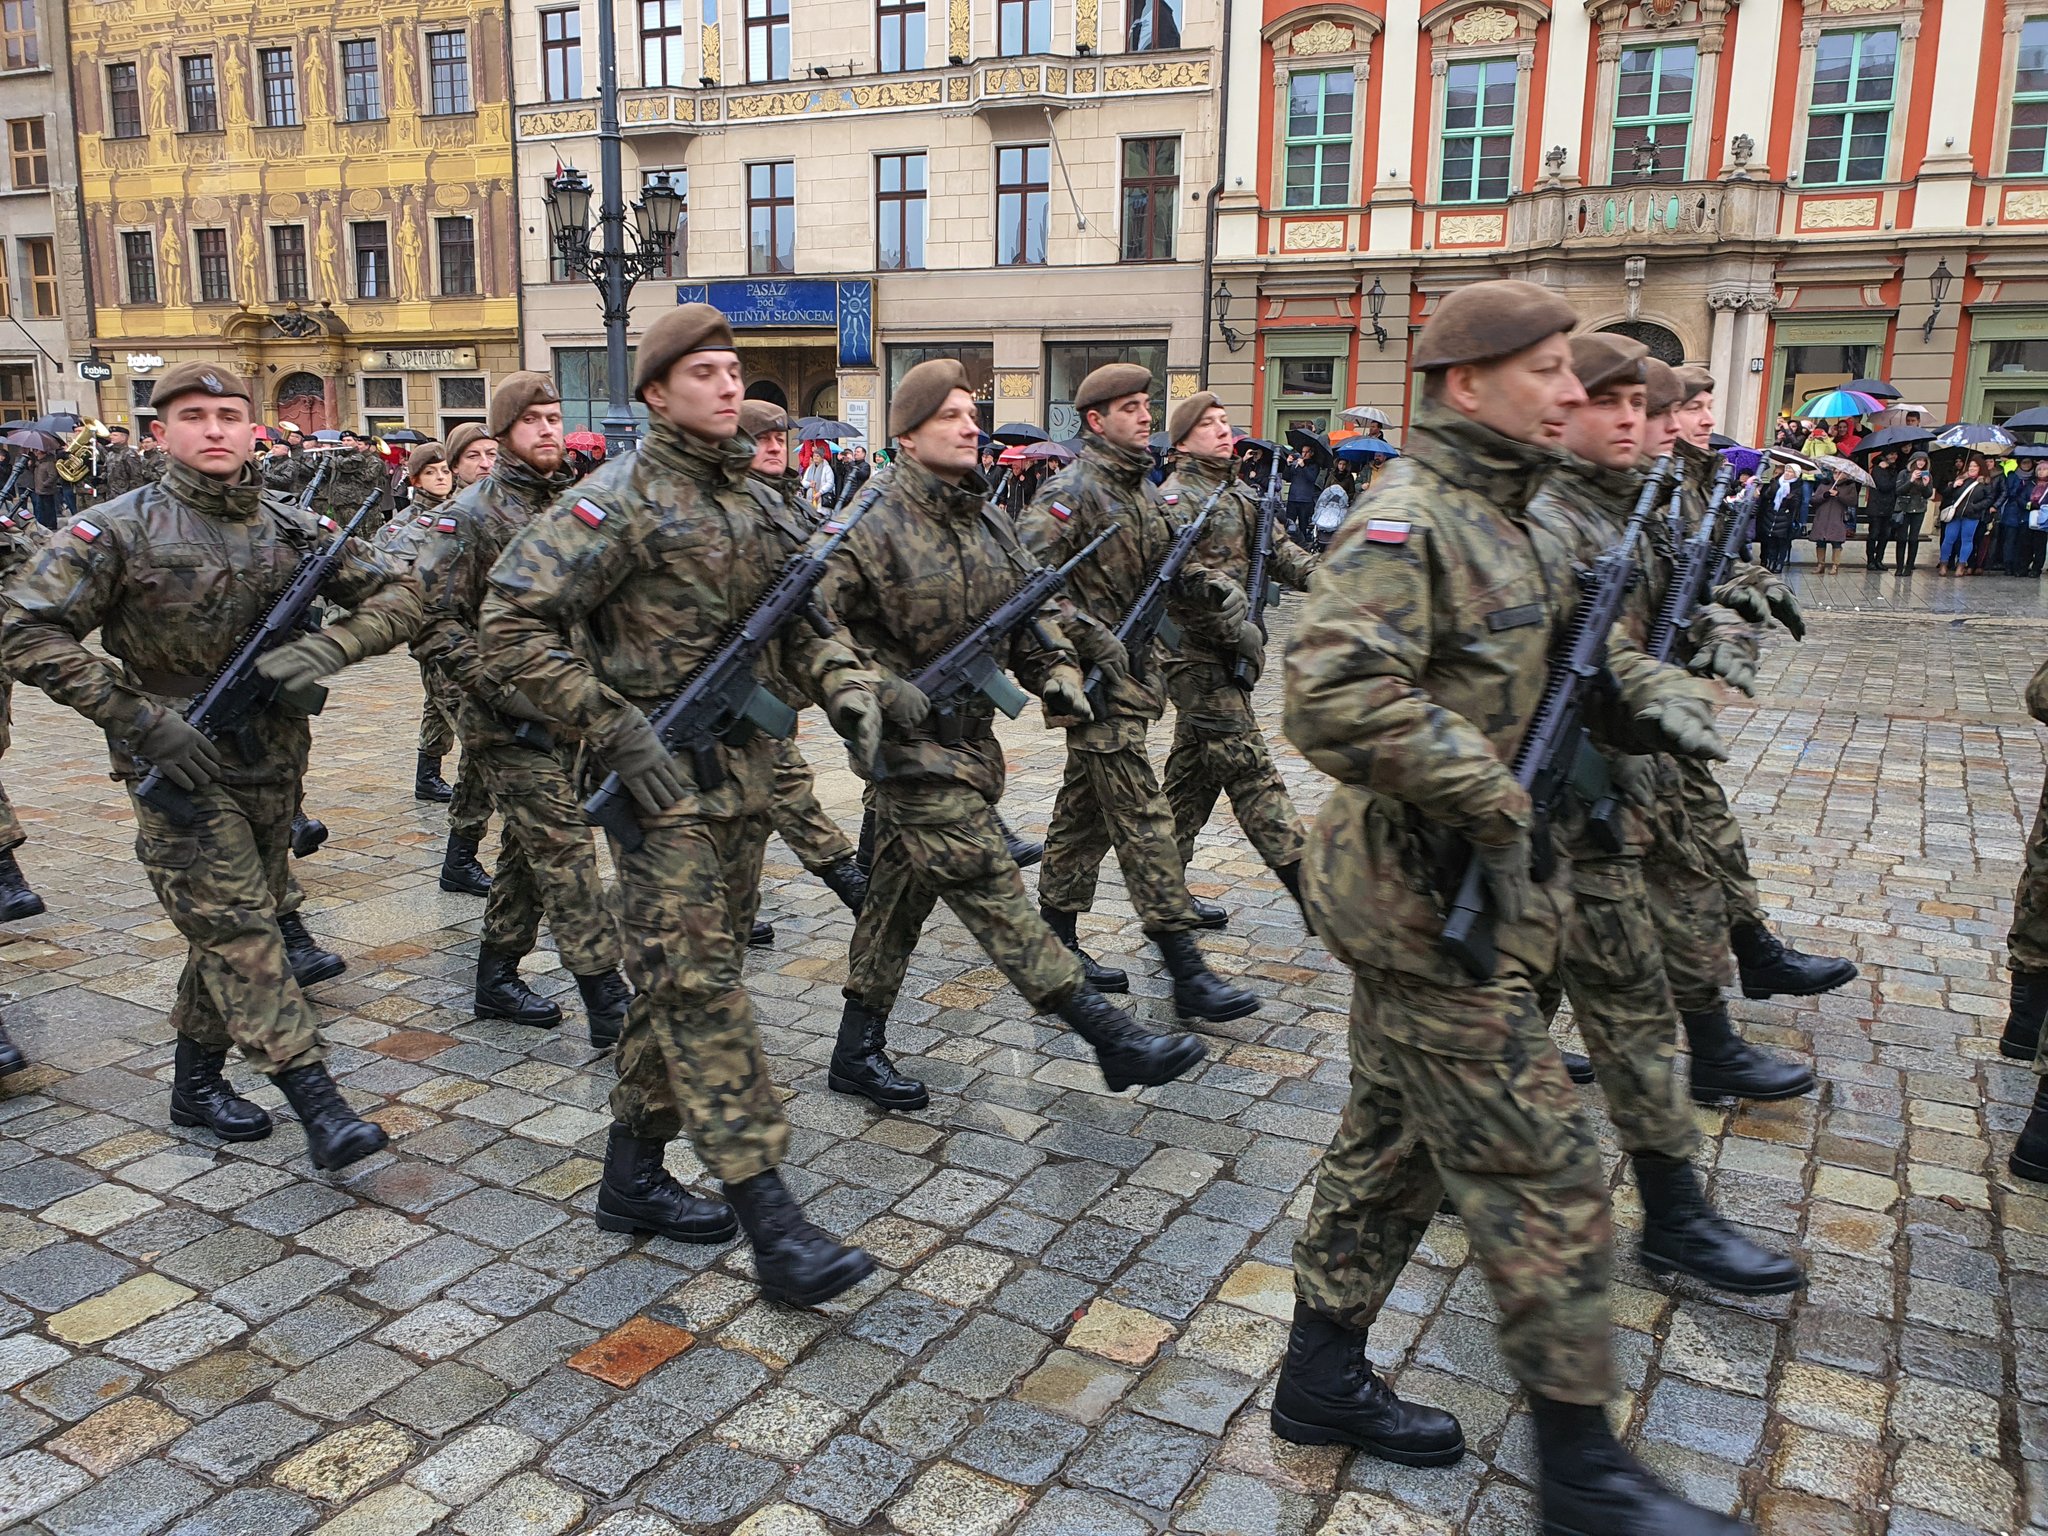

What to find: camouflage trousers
left=477, top=742, right=621, bottom=975
left=0, top=676, right=21, bottom=854
left=769, top=738, right=854, bottom=874
left=416, top=668, right=491, bottom=845
left=129, top=776, right=325, bottom=1074
left=1040, top=726, right=1200, bottom=932
left=1163, top=667, right=1305, bottom=872
left=607, top=811, right=786, bottom=1182
left=849, top=788, right=1083, bottom=1016
left=1675, top=754, right=1764, bottom=929
left=1294, top=961, right=1615, bottom=1404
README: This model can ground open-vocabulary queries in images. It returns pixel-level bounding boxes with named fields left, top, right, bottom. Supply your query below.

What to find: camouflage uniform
left=412, top=455, right=618, bottom=974
left=2013, top=661, right=2048, bottom=1053
left=477, top=422, right=872, bottom=1182
left=816, top=453, right=1086, bottom=1015
left=1019, top=434, right=1207, bottom=932
left=1159, top=454, right=1318, bottom=871
left=322, top=448, right=393, bottom=532
left=101, top=445, right=160, bottom=499
left=0, top=505, right=46, bottom=856
left=0, top=461, right=421, bottom=1070
left=260, top=452, right=313, bottom=501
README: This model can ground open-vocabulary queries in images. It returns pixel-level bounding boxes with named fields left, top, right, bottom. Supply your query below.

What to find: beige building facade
left=0, top=0, right=89, bottom=421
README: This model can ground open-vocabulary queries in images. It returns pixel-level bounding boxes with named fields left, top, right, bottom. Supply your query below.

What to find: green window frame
left=2010, top=18, right=2048, bottom=174
left=1440, top=58, right=1516, bottom=204
left=1612, top=42, right=1694, bottom=180
left=1283, top=70, right=1354, bottom=209
left=1802, top=28, right=1896, bottom=186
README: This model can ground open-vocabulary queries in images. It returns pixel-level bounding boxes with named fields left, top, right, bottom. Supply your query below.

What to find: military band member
left=101, top=424, right=158, bottom=498
left=260, top=436, right=311, bottom=499
left=323, top=431, right=393, bottom=529
left=478, top=303, right=886, bottom=1306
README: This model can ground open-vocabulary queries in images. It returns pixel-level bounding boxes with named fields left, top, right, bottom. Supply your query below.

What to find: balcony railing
left=1513, top=178, right=1783, bottom=248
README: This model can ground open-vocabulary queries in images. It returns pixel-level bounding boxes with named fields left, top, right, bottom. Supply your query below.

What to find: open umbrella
left=1718, top=445, right=1763, bottom=475
left=1707, top=433, right=1743, bottom=450
left=29, top=412, right=80, bottom=434
left=1853, top=425, right=1934, bottom=455
left=312, top=429, right=345, bottom=443
left=999, top=440, right=1073, bottom=466
left=1932, top=422, right=2015, bottom=453
left=1342, top=405, right=1391, bottom=427
left=2016, top=445, right=2048, bottom=461
left=1840, top=378, right=1902, bottom=401
left=797, top=417, right=858, bottom=442
left=1335, top=437, right=1401, bottom=462
left=1286, top=427, right=1332, bottom=464
left=2001, top=406, right=2048, bottom=432
left=1815, top=454, right=1874, bottom=488
left=1, top=428, right=59, bottom=451
left=382, top=427, right=431, bottom=446
left=1797, top=389, right=1885, bottom=420
left=992, top=421, right=1048, bottom=446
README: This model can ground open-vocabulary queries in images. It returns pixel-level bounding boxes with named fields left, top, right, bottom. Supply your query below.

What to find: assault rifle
left=1438, top=457, right=1675, bottom=981
left=1710, top=479, right=1755, bottom=587
left=1230, top=443, right=1287, bottom=693
left=905, top=523, right=1121, bottom=749
left=296, top=453, right=333, bottom=510
left=1080, top=483, right=1226, bottom=721
left=582, top=482, right=884, bottom=852
left=1645, top=458, right=1737, bottom=664
left=134, top=488, right=381, bottom=827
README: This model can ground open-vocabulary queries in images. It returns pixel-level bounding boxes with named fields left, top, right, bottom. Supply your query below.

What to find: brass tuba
left=54, top=425, right=94, bottom=485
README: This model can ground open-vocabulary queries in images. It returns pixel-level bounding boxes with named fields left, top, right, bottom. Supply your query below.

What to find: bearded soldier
left=0, top=364, right=421, bottom=1169
left=477, top=303, right=887, bottom=1307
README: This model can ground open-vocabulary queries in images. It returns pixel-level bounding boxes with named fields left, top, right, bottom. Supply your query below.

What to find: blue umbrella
left=1335, top=437, right=1400, bottom=461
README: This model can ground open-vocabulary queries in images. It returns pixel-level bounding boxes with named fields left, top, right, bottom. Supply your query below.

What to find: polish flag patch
left=436, top=516, right=459, bottom=532
left=1363, top=520, right=1411, bottom=545
left=317, top=515, right=339, bottom=532
left=70, top=519, right=101, bottom=543
left=415, top=513, right=435, bottom=526
left=1049, top=502, right=1073, bottom=523
left=571, top=499, right=607, bottom=528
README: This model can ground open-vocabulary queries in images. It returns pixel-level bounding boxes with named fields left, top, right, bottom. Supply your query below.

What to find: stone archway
left=744, top=380, right=789, bottom=407
left=274, top=372, right=328, bottom=432
left=1598, top=321, right=1686, bottom=367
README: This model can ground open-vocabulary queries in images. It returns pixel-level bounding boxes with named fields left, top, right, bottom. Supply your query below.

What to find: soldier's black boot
left=169, top=1037, right=272, bottom=1141
left=1633, top=1153, right=1804, bottom=1294
left=2003, top=968, right=2048, bottom=1060
left=819, top=857, right=868, bottom=916
left=749, top=920, right=775, bottom=948
left=1150, top=929, right=1260, bottom=1023
left=414, top=753, right=453, bottom=803
left=474, top=946, right=562, bottom=1027
left=1531, top=1393, right=1750, bottom=1536
left=828, top=997, right=929, bottom=1110
left=277, top=913, right=346, bottom=989
left=1270, top=1303, right=1466, bottom=1465
left=725, top=1167, right=876, bottom=1307
left=273, top=1063, right=387, bottom=1172
left=594, top=1125, right=737, bottom=1242
left=996, top=812, right=1042, bottom=869
left=1190, top=897, right=1230, bottom=930
left=0, top=1015, right=21, bottom=1077
left=439, top=835, right=492, bottom=896
left=1730, top=919, right=1857, bottom=1000
left=1681, top=1004, right=1814, bottom=1103
left=2010, top=1078, right=2048, bottom=1183
left=1562, top=1051, right=1598, bottom=1085
left=1041, top=904, right=1127, bottom=993
left=290, top=812, right=328, bottom=859
left=1276, top=860, right=1315, bottom=934
left=575, top=970, right=631, bottom=1050
left=0, top=849, right=45, bottom=921
left=1055, top=984, right=1207, bottom=1092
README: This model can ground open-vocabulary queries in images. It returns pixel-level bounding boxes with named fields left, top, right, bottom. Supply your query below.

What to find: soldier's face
left=901, top=389, right=982, bottom=481
left=1641, top=407, right=1681, bottom=460
left=1088, top=393, right=1152, bottom=451
left=154, top=397, right=255, bottom=480
left=1675, top=390, right=1716, bottom=447
left=1446, top=333, right=1586, bottom=446
left=455, top=440, right=496, bottom=483
left=751, top=430, right=788, bottom=475
left=1178, top=406, right=1233, bottom=460
left=644, top=352, right=743, bottom=440
left=415, top=461, right=453, bottom=496
left=507, top=403, right=565, bottom=473
left=1560, top=383, right=1646, bottom=471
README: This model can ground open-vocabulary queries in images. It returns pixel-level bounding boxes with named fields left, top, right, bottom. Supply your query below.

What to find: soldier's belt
left=128, top=667, right=210, bottom=697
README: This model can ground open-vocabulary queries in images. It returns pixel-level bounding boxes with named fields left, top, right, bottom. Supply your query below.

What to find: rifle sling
left=128, top=667, right=210, bottom=697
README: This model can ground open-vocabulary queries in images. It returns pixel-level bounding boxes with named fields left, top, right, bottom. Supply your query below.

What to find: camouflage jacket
left=259, top=452, right=312, bottom=500
left=102, top=445, right=159, bottom=499
left=372, top=486, right=447, bottom=568
left=1162, top=454, right=1318, bottom=670
left=477, top=422, right=872, bottom=822
left=818, top=453, right=1080, bottom=806
left=748, top=468, right=819, bottom=528
left=321, top=448, right=393, bottom=529
left=0, top=460, right=420, bottom=784
left=411, top=453, right=575, bottom=749
left=1018, top=432, right=1187, bottom=734
left=0, top=501, right=45, bottom=583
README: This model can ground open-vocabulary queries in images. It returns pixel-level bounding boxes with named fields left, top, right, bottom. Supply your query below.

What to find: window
left=0, top=0, right=35, bottom=70
left=541, top=9, right=581, bottom=101
left=996, top=143, right=1049, bottom=265
left=645, top=168, right=686, bottom=276
left=20, top=237, right=53, bottom=317
left=1120, top=137, right=1176, bottom=261
left=181, top=55, right=219, bottom=133
left=272, top=225, right=307, bottom=300
left=1441, top=57, right=1516, bottom=202
left=361, top=375, right=406, bottom=436
left=122, top=230, right=157, bottom=303
left=437, top=216, right=476, bottom=294
left=1284, top=70, right=1353, bottom=208
left=2015, top=19, right=2048, bottom=174
left=195, top=227, right=231, bottom=302
left=747, top=161, right=794, bottom=273
left=877, top=152, right=926, bottom=271
left=640, top=0, right=684, bottom=86
left=0, top=367, right=35, bottom=423
left=352, top=220, right=389, bottom=298
left=553, top=346, right=649, bottom=432
left=878, top=0, right=925, bottom=73
left=889, top=344, right=994, bottom=431
left=1267, top=350, right=1344, bottom=436
left=440, top=375, right=487, bottom=413
left=106, top=63, right=142, bottom=137
left=7, top=118, right=42, bottom=189
left=1126, top=0, right=1180, bottom=51
left=1774, top=340, right=1875, bottom=414
left=427, top=31, right=471, bottom=114
left=1803, top=29, right=1895, bottom=185
left=340, top=38, right=382, bottom=120
left=259, top=47, right=298, bottom=126
left=746, top=0, right=790, bottom=82
left=1612, top=43, right=1693, bottom=180
left=997, top=0, right=1049, bottom=55
left=1046, top=341, right=1166, bottom=438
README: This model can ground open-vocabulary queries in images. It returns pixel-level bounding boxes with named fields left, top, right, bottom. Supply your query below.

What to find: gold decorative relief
left=852, top=78, right=942, bottom=106
left=950, top=0, right=969, bottom=60
left=997, top=371, right=1038, bottom=398
left=948, top=75, right=971, bottom=100
left=347, top=187, right=383, bottom=214
left=1798, top=196, right=1878, bottom=229
left=623, top=96, right=668, bottom=122
left=1074, top=67, right=1096, bottom=91
left=841, top=372, right=876, bottom=398
left=1167, top=371, right=1200, bottom=400
left=2005, top=189, right=2048, bottom=221
left=1281, top=219, right=1345, bottom=250
left=1076, top=0, right=1098, bottom=49
left=984, top=66, right=1037, bottom=93
left=1819, top=0, right=1895, bottom=12
left=701, top=23, right=720, bottom=82
left=265, top=192, right=301, bottom=218
left=191, top=194, right=224, bottom=221
left=1450, top=6, right=1519, bottom=43
left=433, top=184, right=470, bottom=209
left=1438, top=213, right=1506, bottom=243
left=1046, top=67, right=1067, bottom=92
left=728, top=90, right=814, bottom=118
left=518, top=107, right=599, bottom=135
left=673, top=95, right=695, bottom=121
left=1104, top=60, right=1210, bottom=90
left=1292, top=20, right=1356, bottom=54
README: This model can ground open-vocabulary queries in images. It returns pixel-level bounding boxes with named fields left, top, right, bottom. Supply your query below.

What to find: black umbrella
left=29, top=412, right=80, bottom=433
left=2016, top=444, right=2048, bottom=460
left=1287, top=428, right=1332, bottom=464
left=1707, top=433, right=1743, bottom=450
left=992, top=421, right=1048, bottom=446
left=381, top=427, right=430, bottom=445
left=2002, top=406, right=2048, bottom=431
left=1236, top=436, right=1280, bottom=457
left=796, top=417, right=858, bottom=442
left=1853, top=425, right=1934, bottom=455
left=1839, top=378, right=1900, bottom=401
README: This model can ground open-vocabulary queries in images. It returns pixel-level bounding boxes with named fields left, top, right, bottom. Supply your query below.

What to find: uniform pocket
left=134, top=830, right=200, bottom=869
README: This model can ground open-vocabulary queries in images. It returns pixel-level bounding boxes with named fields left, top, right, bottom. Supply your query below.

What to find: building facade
left=0, top=0, right=89, bottom=422
left=69, top=0, right=521, bottom=434
left=511, top=0, right=1222, bottom=440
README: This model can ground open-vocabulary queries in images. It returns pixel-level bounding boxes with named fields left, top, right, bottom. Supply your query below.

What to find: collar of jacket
left=1405, top=398, right=1559, bottom=504
left=1079, top=431, right=1155, bottom=489
left=642, top=420, right=756, bottom=489
left=411, top=486, right=446, bottom=512
left=1171, top=454, right=1233, bottom=497
left=1675, top=437, right=1717, bottom=484
left=161, top=458, right=265, bottom=521
left=1552, top=452, right=1643, bottom=512
left=889, top=451, right=990, bottom=523
left=488, top=448, right=574, bottom=510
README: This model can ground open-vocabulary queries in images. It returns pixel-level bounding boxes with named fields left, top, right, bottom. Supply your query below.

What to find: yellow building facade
left=69, top=0, right=520, bottom=435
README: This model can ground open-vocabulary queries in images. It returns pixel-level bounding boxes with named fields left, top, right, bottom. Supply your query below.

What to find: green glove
left=1215, top=583, right=1249, bottom=630
left=1062, top=609, right=1128, bottom=675
left=1475, top=832, right=1532, bottom=924
left=1040, top=671, right=1093, bottom=723
left=1635, top=693, right=1728, bottom=761
left=1611, top=755, right=1659, bottom=810
left=604, top=711, right=685, bottom=818
left=1763, top=582, right=1806, bottom=640
left=1234, top=622, right=1267, bottom=686
left=132, top=704, right=222, bottom=792
left=1711, top=581, right=1769, bottom=625
left=254, top=634, right=349, bottom=694
left=828, top=688, right=884, bottom=774
left=495, top=689, right=550, bottom=724
left=877, top=675, right=930, bottom=730
left=1689, top=637, right=1758, bottom=697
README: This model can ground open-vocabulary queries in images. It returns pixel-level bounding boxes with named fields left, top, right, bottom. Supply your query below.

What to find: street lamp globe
left=637, top=180, right=685, bottom=251
left=545, top=166, right=594, bottom=249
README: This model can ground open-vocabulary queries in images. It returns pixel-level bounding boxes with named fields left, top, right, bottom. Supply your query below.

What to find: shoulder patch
left=317, top=515, right=339, bottom=533
left=1163, top=492, right=1180, bottom=506
left=571, top=498, right=607, bottom=529
left=1363, top=519, right=1411, bottom=545
left=1049, top=501, right=1073, bottom=523
left=415, top=513, right=435, bottom=526
left=436, top=515, right=459, bottom=532
left=70, top=519, right=101, bottom=543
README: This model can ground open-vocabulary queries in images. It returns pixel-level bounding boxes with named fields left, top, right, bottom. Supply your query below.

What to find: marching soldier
left=447, top=424, right=497, bottom=488
left=0, top=364, right=421, bottom=1169
left=411, top=374, right=630, bottom=1044
left=1276, top=282, right=1745, bottom=1536
left=817, top=359, right=1207, bottom=1111
left=1018, top=364, right=1259, bottom=1023
left=0, top=494, right=45, bottom=1074
left=1158, top=393, right=1318, bottom=929
left=2004, top=654, right=2048, bottom=1180
left=101, top=424, right=154, bottom=498
left=477, top=303, right=887, bottom=1306
left=323, top=431, right=392, bottom=530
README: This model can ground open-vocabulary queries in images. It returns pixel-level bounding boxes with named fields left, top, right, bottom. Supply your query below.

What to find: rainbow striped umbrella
left=1796, top=389, right=1885, bottom=420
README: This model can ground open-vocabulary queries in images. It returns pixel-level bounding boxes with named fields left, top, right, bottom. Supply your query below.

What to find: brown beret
left=889, top=358, right=972, bottom=437
left=633, top=303, right=738, bottom=401
left=739, top=400, right=792, bottom=439
left=1569, top=334, right=1648, bottom=395
left=487, top=371, right=563, bottom=438
left=148, top=362, right=252, bottom=412
left=1643, top=359, right=1684, bottom=416
left=1074, top=363, right=1154, bottom=418
left=1413, top=280, right=1577, bottom=371
left=445, top=423, right=492, bottom=464
left=1168, top=390, right=1224, bottom=449
left=404, top=442, right=447, bottom=481
left=1674, top=365, right=1716, bottom=403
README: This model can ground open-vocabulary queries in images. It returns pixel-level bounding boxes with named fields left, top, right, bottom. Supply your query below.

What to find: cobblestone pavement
left=0, top=567, right=2040, bottom=1536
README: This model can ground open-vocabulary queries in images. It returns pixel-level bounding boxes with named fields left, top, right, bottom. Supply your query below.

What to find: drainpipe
left=1198, top=0, right=1233, bottom=385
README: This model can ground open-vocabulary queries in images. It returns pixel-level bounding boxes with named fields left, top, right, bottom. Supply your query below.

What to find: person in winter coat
left=2025, top=459, right=2048, bottom=578
left=1865, top=452, right=1900, bottom=570
left=1997, top=461, right=2032, bottom=575
left=1938, top=459, right=1991, bottom=574
left=1758, top=460, right=1807, bottom=573
left=1807, top=471, right=1854, bottom=573
left=1895, top=452, right=1933, bottom=573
